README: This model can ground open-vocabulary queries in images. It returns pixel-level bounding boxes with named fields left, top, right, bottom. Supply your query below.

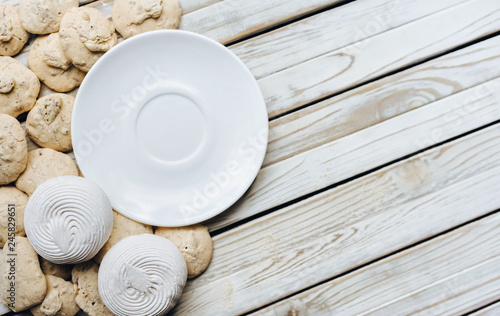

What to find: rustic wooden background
left=7, top=0, right=500, bottom=314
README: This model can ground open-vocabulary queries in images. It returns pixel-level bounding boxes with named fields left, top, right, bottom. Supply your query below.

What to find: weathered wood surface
left=472, top=302, right=500, bottom=316
left=207, top=75, right=500, bottom=231
left=173, top=123, right=500, bottom=315
left=180, top=0, right=346, bottom=45
left=258, top=0, right=500, bottom=117
left=264, top=35, right=500, bottom=167
left=6, top=0, right=500, bottom=314
left=14, top=0, right=500, bottom=119
left=6, top=0, right=218, bottom=14
left=231, top=0, right=469, bottom=80
left=254, top=211, right=500, bottom=316
left=24, top=34, right=500, bottom=232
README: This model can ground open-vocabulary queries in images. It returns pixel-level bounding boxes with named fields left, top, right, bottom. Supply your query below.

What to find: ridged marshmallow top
left=24, top=176, right=113, bottom=264
left=98, top=234, right=187, bottom=316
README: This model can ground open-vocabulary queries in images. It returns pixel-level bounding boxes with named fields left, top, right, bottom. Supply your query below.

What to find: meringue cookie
left=112, top=0, right=182, bottom=39
left=30, top=275, right=80, bottom=316
left=0, top=2, right=29, bottom=56
left=98, top=234, right=187, bottom=316
left=19, top=0, right=79, bottom=35
left=39, top=256, right=72, bottom=280
left=24, top=175, right=113, bottom=264
left=72, top=261, right=113, bottom=316
left=94, top=210, right=153, bottom=264
left=155, top=224, right=213, bottom=278
left=15, top=148, right=78, bottom=196
left=0, top=236, right=46, bottom=312
left=59, top=7, right=118, bottom=72
left=0, top=56, right=40, bottom=118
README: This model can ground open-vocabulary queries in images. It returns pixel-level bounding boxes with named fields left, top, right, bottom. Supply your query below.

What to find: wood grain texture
left=264, top=35, right=500, bottom=167
left=259, top=0, right=500, bottom=118
left=13, top=0, right=480, bottom=103
left=173, top=123, right=500, bottom=315
left=231, top=0, right=469, bottom=80
left=206, top=76, right=500, bottom=231
left=254, top=212, right=500, bottom=316
left=5, top=0, right=217, bottom=14
left=472, top=302, right=500, bottom=316
left=180, top=0, right=344, bottom=45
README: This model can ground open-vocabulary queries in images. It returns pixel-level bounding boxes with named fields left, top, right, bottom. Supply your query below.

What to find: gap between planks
left=5, top=0, right=222, bottom=15
left=4, top=0, right=500, bottom=314
left=21, top=28, right=500, bottom=237
left=172, top=119, right=500, bottom=314
left=206, top=34, right=500, bottom=233
left=252, top=209, right=500, bottom=316
left=13, top=0, right=496, bottom=121
left=10, top=1, right=500, bottom=239
left=470, top=300, right=500, bottom=316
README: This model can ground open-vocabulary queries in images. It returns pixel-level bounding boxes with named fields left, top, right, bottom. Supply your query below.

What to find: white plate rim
left=72, top=30, right=269, bottom=227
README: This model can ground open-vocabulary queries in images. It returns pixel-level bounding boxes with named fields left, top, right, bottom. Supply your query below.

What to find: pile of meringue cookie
left=0, top=1, right=213, bottom=315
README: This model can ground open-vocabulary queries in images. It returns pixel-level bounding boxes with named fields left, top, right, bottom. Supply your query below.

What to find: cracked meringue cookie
left=0, top=114, right=28, bottom=185
left=29, top=33, right=86, bottom=92
left=99, top=234, right=187, bottom=316
left=155, top=224, right=213, bottom=278
left=0, top=236, right=47, bottom=312
left=72, top=261, right=113, bottom=316
left=24, top=175, right=113, bottom=264
left=27, top=93, right=74, bottom=152
left=59, top=7, right=118, bottom=72
left=0, top=2, right=29, bottom=56
left=0, top=57, right=40, bottom=118
left=94, top=210, right=153, bottom=264
left=0, top=186, right=28, bottom=247
left=30, top=275, right=80, bottom=316
left=39, top=256, right=73, bottom=280
left=15, top=148, right=78, bottom=195
left=112, top=0, right=181, bottom=39
left=19, top=0, right=79, bottom=35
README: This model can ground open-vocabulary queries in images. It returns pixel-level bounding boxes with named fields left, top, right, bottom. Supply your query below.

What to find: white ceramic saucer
left=72, top=30, right=268, bottom=227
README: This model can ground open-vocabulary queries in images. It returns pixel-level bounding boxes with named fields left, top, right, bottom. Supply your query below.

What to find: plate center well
left=136, top=93, right=206, bottom=163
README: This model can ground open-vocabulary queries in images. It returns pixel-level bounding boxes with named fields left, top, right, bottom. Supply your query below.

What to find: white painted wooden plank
left=206, top=76, right=500, bottom=231
left=264, top=35, right=500, bottom=167
left=9, top=0, right=343, bottom=44
left=259, top=0, right=500, bottom=117
left=200, top=123, right=500, bottom=288
left=12, top=0, right=467, bottom=72
left=180, top=0, right=344, bottom=45
left=472, top=302, right=500, bottom=316
left=173, top=123, right=500, bottom=315
left=254, top=213, right=500, bottom=316
left=12, top=0, right=477, bottom=104
left=231, top=0, right=469, bottom=80
left=5, top=0, right=216, bottom=14
left=18, top=14, right=500, bottom=167
left=362, top=258, right=500, bottom=316
left=179, top=0, right=222, bottom=14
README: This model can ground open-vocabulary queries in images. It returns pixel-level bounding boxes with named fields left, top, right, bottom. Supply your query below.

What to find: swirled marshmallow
left=24, top=176, right=113, bottom=264
left=98, top=234, right=187, bottom=316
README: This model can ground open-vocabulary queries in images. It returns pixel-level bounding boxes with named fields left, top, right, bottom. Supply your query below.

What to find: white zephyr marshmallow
left=24, top=176, right=113, bottom=264
left=99, top=234, right=187, bottom=316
